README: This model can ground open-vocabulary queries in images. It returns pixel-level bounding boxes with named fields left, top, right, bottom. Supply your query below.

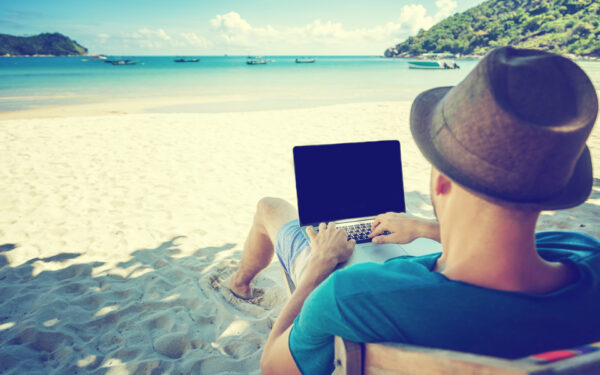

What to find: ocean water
left=1, top=56, right=599, bottom=113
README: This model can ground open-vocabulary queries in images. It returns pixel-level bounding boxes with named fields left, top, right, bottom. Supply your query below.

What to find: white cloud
left=93, top=28, right=212, bottom=53
left=210, top=11, right=280, bottom=47
left=135, top=28, right=171, bottom=41
left=435, top=0, right=458, bottom=20
left=208, top=2, right=456, bottom=53
left=92, top=1, right=458, bottom=54
left=397, top=5, right=433, bottom=34
left=210, top=11, right=252, bottom=33
left=392, top=0, right=456, bottom=36
left=180, top=32, right=211, bottom=48
left=305, top=19, right=345, bottom=39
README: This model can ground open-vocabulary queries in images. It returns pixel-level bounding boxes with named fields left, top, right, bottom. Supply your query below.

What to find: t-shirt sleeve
left=536, top=231, right=600, bottom=253
left=288, top=274, right=343, bottom=375
left=287, top=259, right=438, bottom=374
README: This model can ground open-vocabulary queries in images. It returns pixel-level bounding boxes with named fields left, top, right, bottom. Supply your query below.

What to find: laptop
left=293, top=140, right=441, bottom=267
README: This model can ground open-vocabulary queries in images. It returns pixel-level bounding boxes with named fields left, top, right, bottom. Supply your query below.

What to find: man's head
left=411, top=47, right=598, bottom=211
left=428, top=166, right=541, bottom=227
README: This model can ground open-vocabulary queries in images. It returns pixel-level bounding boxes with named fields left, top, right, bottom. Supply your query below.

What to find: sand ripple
left=0, top=238, right=286, bottom=374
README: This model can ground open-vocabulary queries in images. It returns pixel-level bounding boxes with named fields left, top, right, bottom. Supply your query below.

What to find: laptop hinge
left=307, top=216, right=376, bottom=227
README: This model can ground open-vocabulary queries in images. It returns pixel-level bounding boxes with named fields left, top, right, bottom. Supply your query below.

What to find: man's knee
left=256, top=197, right=289, bottom=221
left=255, top=197, right=296, bottom=239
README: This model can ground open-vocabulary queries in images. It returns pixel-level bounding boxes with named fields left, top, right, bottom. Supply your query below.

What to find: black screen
left=293, top=140, right=406, bottom=226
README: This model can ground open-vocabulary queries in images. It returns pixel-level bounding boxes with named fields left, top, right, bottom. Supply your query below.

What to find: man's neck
left=434, top=203, right=575, bottom=294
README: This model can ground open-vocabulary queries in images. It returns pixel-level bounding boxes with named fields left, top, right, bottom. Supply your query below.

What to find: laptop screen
left=293, top=140, right=406, bottom=226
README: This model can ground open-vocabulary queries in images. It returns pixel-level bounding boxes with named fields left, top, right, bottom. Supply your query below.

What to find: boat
left=88, top=54, right=107, bottom=60
left=174, top=58, right=200, bottom=63
left=408, top=59, right=459, bottom=69
left=408, top=53, right=459, bottom=69
left=246, top=56, right=269, bottom=65
left=295, top=58, right=316, bottom=63
left=105, top=59, right=138, bottom=65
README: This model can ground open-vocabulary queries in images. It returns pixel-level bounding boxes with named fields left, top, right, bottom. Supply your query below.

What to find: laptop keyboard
left=315, top=222, right=390, bottom=244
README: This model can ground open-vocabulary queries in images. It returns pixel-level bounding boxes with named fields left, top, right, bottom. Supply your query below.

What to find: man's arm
left=261, top=222, right=355, bottom=375
left=370, top=212, right=440, bottom=244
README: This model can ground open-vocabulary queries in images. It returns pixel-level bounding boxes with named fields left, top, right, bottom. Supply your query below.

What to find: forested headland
left=0, top=33, right=88, bottom=56
left=385, top=0, right=600, bottom=58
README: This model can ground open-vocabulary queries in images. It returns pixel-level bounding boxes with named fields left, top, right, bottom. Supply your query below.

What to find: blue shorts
left=274, top=219, right=310, bottom=275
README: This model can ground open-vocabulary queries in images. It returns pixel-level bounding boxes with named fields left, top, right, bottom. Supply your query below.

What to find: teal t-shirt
left=289, top=231, right=600, bottom=375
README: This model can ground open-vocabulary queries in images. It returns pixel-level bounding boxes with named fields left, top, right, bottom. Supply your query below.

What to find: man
left=227, top=47, right=600, bottom=375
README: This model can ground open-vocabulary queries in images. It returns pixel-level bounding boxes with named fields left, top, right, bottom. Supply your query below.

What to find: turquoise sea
left=1, top=56, right=599, bottom=113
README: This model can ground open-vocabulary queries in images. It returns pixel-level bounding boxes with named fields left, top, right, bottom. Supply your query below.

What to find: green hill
left=385, top=0, right=600, bottom=58
left=0, top=33, right=88, bottom=56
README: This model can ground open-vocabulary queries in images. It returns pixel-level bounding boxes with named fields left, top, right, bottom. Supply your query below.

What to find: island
left=385, top=0, right=600, bottom=59
left=0, top=32, right=88, bottom=57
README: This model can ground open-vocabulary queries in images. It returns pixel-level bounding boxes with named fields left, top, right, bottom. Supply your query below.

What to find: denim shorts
left=274, top=219, right=310, bottom=275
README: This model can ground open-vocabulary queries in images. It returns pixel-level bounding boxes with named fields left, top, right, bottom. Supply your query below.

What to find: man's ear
left=434, top=173, right=452, bottom=196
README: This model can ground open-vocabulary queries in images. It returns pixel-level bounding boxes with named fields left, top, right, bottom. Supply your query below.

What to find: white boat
left=408, top=59, right=459, bottom=69
left=174, top=58, right=200, bottom=63
left=295, top=58, right=316, bottom=63
left=247, top=56, right=269, bottom=65
left=105, top=59, right=138, bottom=66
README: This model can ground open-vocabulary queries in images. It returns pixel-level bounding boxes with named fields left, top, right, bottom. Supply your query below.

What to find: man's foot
left=225, top=273, right=252, bottom=300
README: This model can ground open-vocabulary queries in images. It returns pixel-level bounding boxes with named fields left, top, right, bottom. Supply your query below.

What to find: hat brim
left=410, top=86, right=593, bottom=210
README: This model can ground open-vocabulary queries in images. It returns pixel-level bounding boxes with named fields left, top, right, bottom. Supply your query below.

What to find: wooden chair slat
left=334, top=337, right=600, bottom=375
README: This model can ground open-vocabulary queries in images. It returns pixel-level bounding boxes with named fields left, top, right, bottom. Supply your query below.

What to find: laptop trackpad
left=344, top=238, right=442, bottom=268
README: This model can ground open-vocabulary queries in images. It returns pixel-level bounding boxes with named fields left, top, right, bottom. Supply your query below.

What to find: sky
left=1, top=0, right=485, bottom=55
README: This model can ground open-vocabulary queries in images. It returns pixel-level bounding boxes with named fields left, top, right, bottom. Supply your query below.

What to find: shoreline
left=0, top=96, right=401, bottom=120
left=0, top=94, right=274, bottom=120
left=3, top=88, right=600, bottom=120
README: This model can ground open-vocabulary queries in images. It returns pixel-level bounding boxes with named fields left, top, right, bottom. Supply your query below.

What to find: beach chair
left=332, top=337, right=600, bottom=375
left=279, top=269, right=600, bottom=375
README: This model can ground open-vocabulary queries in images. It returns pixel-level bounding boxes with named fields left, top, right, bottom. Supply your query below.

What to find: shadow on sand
left=0, top=238, right=284, bottom=375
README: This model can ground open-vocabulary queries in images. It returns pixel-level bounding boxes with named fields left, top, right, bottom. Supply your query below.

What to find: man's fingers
left=372, top=234, right=389, bottom=244
left=372, top=212, right=392, bottom=230
left=348, top=239, right=356, bottom=249
left=372, top=218, right=381, bottom=231
left=306, top=226, right=317, bottom=241
left=369, top=224, right=385, bottom=238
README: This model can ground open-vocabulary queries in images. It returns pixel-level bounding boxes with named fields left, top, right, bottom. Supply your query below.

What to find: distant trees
left=385, top=0, right=600, bottom=57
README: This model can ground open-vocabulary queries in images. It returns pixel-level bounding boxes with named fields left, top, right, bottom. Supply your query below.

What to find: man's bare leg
left=228, top=197, right=297, bottom=298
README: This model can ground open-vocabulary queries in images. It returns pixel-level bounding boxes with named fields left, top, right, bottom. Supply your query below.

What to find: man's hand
left=369, top=212, right=440, bottom=244
left=261, top=222, right=355, bottom=375
left=306, top=222, right=355, bottom=275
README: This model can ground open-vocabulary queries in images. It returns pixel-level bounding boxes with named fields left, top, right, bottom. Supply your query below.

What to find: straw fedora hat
left=410, top=46, right=598, bottom=209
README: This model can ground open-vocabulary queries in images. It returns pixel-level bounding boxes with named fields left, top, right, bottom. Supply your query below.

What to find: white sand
left=0, top=101, right=599, bottom=374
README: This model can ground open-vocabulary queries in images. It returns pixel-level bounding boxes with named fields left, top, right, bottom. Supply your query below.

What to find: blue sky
left=1, top=0, right=485, bottom=55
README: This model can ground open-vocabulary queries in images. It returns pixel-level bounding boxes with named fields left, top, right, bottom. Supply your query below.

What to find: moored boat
left=246, top=57, right=268, bottom=65
left=88, top=54, right=108, bottom=60
left=174, top=58, right=200, bottom=63
left=295, top=58, right=316, bottom=63
left=408, top=60, right=459, bottom=69
left=105, top=59, right=138, bottom=65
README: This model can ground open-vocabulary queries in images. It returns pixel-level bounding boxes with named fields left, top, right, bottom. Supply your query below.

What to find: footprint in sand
left=208, top=274, right=265, bottom=306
